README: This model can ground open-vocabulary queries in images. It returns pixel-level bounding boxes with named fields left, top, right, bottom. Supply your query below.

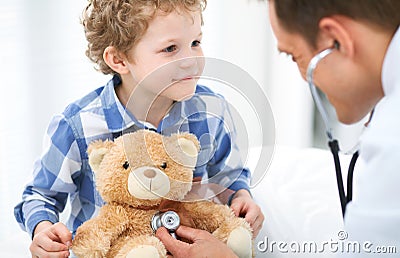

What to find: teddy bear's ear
left=87, top=140, right=115, bottom=173
left=177, top=133, right=200, bottom=157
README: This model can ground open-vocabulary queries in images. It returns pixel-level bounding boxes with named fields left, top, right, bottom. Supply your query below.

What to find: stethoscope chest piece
left=151, top=211, right=180, bottom=239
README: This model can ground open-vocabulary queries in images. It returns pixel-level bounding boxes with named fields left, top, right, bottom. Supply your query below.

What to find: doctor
left=157, top=1, right=400, bottom=257
left=267, top=0, right=400, bottom=256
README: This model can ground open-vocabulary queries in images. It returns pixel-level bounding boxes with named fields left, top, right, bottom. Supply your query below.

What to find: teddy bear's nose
left=143, top=169, right=157, bottom=179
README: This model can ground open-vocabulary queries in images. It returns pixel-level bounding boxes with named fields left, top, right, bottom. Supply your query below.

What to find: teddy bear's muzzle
left=127, top=166, right=171, bottom=200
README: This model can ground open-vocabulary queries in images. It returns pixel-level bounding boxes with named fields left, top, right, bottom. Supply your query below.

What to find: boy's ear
left=103, top=46, right=130, bottom=75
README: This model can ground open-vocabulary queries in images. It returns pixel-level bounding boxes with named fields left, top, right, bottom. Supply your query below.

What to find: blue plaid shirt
left=14, top=75, right=251, bottom=238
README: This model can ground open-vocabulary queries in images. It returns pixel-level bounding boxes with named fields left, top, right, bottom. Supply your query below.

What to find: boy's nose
left=178, top=56, right=198, bottom=69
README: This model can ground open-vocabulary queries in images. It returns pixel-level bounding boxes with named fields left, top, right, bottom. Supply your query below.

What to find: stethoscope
left=306, top=44, right=359, bottom=218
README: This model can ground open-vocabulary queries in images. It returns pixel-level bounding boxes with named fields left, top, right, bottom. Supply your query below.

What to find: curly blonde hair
left=82, top=0, right=207, bottom=75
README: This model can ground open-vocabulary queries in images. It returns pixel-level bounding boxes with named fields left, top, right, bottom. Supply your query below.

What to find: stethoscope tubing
left=306, top=48, right=334, bottom=140
left=306, top=47, right=358, bottom=218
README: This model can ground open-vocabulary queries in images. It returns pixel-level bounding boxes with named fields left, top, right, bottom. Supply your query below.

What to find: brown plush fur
left=72, top=130, right=253, bottom=258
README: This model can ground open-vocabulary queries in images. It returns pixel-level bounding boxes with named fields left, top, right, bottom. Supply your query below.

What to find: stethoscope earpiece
left=334, top=40, right=340, bottom=50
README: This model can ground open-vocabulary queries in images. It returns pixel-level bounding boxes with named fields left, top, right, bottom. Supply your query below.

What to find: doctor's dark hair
left=82, top=0, right=207, bottom=75
left=269, top=0, right=400, bottom=47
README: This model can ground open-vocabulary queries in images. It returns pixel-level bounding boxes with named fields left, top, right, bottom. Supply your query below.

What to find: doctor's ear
left=103, top=46, right=130, bottom=75
left=319, top=17, right=354, bottom=58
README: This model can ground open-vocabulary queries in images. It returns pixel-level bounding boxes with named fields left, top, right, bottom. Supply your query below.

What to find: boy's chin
left=163, top=80, right=197, bottom=101
left=171, top=84, right=197, bottom=101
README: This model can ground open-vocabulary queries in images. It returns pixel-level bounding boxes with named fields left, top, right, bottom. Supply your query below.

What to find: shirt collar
left=157, top=93, right=208, bottom=133
left=101, top=76, right=208, bottom=134
left=101, top=75, right=141, bottom=133
left=381, top=26, right=400, bottom=96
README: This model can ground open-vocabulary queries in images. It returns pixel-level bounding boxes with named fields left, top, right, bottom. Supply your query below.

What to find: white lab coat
left=343, top=27, right=400, bottom=257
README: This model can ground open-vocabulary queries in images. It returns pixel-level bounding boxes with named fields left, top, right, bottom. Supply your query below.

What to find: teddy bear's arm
left=182, top=201, right=253, bottom=258
left=72, top=205, right=129, bottom=258
left=182, top=201, right=236, bottom=232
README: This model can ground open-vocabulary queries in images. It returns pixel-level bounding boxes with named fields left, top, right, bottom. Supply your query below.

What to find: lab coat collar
left=381, top=26, right=400, bottom=96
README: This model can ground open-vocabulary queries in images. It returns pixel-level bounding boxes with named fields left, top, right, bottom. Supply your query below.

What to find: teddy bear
left=72, top=129, right=253, bottom=258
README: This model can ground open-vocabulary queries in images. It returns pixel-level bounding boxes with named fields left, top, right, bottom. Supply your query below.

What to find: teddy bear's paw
left=115, top=236, right=167, bottom=258
left=227, top=226, right=253, bottom=258
left=125, top=245, right=160, bottom=258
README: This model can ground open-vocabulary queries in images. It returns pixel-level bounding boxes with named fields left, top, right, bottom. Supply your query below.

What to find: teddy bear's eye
left=123, top=161, right=129, bottom=169
left=160, top=162, right=167, bottom=169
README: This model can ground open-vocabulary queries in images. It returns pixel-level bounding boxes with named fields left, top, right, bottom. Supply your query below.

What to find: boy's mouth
left=173, top=76, right=194, bottom=82
left=172, top=74, right=200, bottom=82
left=181, top=77, right=193, bottom=81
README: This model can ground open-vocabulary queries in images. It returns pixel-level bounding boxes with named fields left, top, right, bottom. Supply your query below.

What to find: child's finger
left=251, top=217, right=264, bottom=238
left=229, top=201, right=244, bottom=217
left=51, top=223, right=72, bottom=246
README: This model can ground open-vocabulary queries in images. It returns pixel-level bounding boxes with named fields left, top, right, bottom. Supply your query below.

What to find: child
left=14, top=0, right=264, bottom=257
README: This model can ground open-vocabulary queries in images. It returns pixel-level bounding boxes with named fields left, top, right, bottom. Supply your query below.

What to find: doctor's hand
left=156, top=225, right=238, bottom=258
left=30, top=221, right=71, bottom=258
left=230, top=189, right=264, bottom=238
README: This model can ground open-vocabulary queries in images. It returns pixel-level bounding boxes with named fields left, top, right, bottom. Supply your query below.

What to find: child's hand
left=230, top=189, right=264, bottom=238
left=30, top=221, right=71, bottom=258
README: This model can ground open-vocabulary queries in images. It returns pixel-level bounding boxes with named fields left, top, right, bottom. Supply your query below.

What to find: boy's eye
left=192, top=40, right=201, bottom=47
left=163, top=45, right=177, bottom=53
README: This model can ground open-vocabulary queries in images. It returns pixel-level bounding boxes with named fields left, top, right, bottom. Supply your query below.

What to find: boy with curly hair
left=14, top=1, right=263, bottom=257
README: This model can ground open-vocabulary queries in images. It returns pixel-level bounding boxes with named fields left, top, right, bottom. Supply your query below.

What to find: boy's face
left=125, top=9, right=204, bottom=102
